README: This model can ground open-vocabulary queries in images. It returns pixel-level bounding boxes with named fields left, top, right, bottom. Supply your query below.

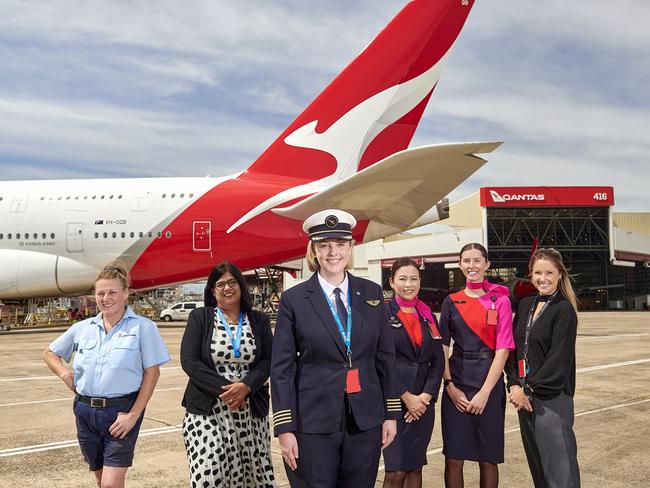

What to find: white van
left=159, top=301, right=204, bottom=322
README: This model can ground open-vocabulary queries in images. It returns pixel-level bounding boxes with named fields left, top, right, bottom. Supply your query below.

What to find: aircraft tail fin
left=242, top=0, right=475, bottom=182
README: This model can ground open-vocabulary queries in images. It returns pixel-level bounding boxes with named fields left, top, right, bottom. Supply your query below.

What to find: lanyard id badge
left=216, top=308, right=244, bottom=358
left=521, top=292, right=558, bottom=380
left=486, top=296, right=498, bottom=326
left=323, top=289, right=361, bottom=393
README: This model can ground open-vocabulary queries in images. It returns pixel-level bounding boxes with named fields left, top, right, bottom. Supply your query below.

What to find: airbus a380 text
left=0, top=0, right=500, bottom=299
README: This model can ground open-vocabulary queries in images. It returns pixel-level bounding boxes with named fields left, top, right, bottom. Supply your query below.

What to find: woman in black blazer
left=382, top=258, right=445, bottom=488
left=180, top=261, right=276, bottom=488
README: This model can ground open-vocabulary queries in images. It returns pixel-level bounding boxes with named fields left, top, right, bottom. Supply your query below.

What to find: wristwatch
left=523, top=384, right=534, bottom=396
left=443, top=379, right=453, bottom=388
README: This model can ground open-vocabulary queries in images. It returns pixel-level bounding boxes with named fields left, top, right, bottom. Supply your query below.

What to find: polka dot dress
left=182, top=311, right=276, bottom=488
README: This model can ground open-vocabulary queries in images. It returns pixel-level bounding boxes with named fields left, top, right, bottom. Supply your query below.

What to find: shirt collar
left=317, top=272, right=349, bottom=299
left=90, top=306, right=135, bottom=327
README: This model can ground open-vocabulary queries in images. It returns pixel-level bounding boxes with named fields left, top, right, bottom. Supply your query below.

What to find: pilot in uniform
left=270, top=209, right=401, bottom=488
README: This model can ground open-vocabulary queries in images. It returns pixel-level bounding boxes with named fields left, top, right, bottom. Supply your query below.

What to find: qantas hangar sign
left=480, top=187, right=614, bottom=207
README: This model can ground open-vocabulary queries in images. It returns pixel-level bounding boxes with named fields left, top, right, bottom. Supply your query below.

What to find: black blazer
left=270, top=272, right=401, bottom=436
left=386, top=299, right=445, bottom=402
left=180, top=306, right=272, bottom=418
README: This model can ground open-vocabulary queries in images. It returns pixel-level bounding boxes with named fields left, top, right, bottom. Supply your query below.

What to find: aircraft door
left=10, top=191, right=30, bottom=212
left=193, top=221, right=211, bottom=251
left=66, top=223, right=84, bottom=252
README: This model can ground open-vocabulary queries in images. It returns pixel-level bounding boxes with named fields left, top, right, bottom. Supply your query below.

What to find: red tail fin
left=242, top=0, right=475, bottom=182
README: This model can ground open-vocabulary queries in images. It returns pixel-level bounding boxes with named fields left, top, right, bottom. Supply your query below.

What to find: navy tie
left=333, top=288, right=348, bottom=326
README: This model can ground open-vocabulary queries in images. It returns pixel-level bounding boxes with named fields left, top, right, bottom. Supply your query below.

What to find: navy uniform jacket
left=386, top=299, right=445, bottom=402
left=271, top=272, right=401, bottom=435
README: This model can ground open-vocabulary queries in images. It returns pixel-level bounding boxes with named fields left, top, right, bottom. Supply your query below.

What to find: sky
left=1, top=0, right=648, bottom=211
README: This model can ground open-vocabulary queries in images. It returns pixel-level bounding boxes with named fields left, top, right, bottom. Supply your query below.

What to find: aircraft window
left=33, top=233, right=37, bottom=239
left=118, top=195, right=122, bottom=199
left=50, top=233, right=55, bottom=239
left=121, top=232, right=125, bottom=238
left=0, top=234, right=3, bottom=239
left=92, top=196, right=97, bottom=200
left=109, top=195, right=114, bottom=199
left=0, top=197, right=3, bottom=201
left=7, top=234, right=11, bottom=239
left=171, top=193, right=176, bottom=198
left=94, top=232, right=99, bottom=238
left=16, top=233, right=21, bottom=239
left=148, top=231, right=153, bottom=238
left=40, top=196, right=45, bottom=201
left=156, top=231, right=162, bottom=238
left=103, top=232, right=108, bottom=238
left=83, top=196, right=88, bottom=200
left=180, top=193, right=185, bottom=198
left=66, top=196, right=70, bottom=200
left=139, top=231, right=144, bottom=238
left=165, top=231, right=172, bottom=238
left=57, top=196, right=62, bottom=200
left=74, top=196, right=79, bottom=200
left=112, top=232, right=116, bottom=238
left=42, top=233, right=46, bottom=239
left=101, top=195, right=105, bottom=199
left=130, top=232, right=134, bottom=238
left=162, top=194, right=166, bottom=198
left=189, top=193, right=194, bottom=198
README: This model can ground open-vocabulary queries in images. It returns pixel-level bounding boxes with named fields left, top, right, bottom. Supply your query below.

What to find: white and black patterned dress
left=182, top=312, right=276, bottom=488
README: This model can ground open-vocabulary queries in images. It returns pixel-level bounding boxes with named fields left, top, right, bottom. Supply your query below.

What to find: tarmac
left=0, top=311, right=648, bottom=487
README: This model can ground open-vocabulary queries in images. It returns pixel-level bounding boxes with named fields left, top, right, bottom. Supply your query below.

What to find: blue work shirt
left=49, top=307, right=170, bottom=398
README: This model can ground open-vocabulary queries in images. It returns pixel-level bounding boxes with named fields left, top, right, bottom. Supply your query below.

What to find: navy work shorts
left=73, top=395, right=145, bottom=471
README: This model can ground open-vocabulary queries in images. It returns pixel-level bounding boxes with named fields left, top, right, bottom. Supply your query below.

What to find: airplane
left=0, top=0, right=501, bottom=300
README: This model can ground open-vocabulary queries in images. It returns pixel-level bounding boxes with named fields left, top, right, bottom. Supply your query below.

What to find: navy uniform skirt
left=441, top=380, right=506, bottom=463
left=383, top=402, right=435, bottom=472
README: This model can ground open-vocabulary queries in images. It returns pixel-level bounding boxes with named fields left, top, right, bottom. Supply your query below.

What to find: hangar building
left=349, top=186, right=650, bottom=311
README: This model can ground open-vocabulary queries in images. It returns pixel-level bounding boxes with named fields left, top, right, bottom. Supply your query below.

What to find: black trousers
left=285, top=400, right=383, bottom=488
left=518, top=392, right=580, bottom=488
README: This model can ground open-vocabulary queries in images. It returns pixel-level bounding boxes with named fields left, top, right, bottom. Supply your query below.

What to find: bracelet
left=443, top=379, right=453, bottom=388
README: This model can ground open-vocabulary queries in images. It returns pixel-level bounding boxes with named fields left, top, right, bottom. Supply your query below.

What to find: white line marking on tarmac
left=3, top=397, right=649, bottom=460
left=0, top=366, right=183, bottom=382
left=577, top=358, right=650, bottom=372
left=0, top=387, right=183, bottom=408
left=376, top=397, right=650, bottom=472
left=0, top=425, right=183, bottom=458
left=579, top=333, right=649, bottom=340
left=2, top=359, right=650, bottom=406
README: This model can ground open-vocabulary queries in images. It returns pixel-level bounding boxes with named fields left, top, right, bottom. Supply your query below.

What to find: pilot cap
left=303, top=209, right=357, bottom=242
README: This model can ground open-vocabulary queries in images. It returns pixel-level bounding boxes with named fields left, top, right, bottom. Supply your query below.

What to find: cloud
left=0, top=0, right=647, bottom=212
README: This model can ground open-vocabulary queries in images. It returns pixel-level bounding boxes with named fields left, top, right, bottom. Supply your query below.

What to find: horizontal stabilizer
left=273, top=142, right=501, bottom=241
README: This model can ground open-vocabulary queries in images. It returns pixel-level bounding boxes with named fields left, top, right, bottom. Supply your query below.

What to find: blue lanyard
left=322, top=289, right=353, bottom=361
left=215, top=308, right=244, bottom=358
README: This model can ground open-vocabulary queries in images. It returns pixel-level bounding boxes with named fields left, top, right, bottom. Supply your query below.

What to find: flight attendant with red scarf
left=439, top=243, right=514, bottom=488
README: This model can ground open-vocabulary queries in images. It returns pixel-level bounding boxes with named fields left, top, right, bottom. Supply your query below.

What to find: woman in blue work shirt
left=43, top=260, right=170, bottom=488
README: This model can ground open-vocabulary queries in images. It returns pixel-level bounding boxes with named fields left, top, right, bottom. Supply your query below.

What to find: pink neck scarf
left=395, top=294, right=434, bottom=324
left=466, top=279, right=486, bottom=290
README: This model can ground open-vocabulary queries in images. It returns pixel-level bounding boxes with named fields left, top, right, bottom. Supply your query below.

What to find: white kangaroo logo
left=227, top=48, right=453, bottom=233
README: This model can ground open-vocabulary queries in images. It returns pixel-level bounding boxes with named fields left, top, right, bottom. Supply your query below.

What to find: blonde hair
left=529, top=249, right=578, bottom=314
left=306, top=240, right=355, bottom=272
left=95, top=260, right=130, bottom=290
